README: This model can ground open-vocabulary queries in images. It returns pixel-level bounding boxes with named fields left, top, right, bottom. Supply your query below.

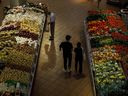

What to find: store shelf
left=84, top=20, right=96, bottom=96
left=0, top=4, right=46, bottom=96
left=85, top=10, right=128, bottom=96
left=28, top=15, right=46, bottom=96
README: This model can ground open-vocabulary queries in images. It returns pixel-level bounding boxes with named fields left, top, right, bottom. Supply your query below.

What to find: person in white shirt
left=49, top=12, right=56, bottom=40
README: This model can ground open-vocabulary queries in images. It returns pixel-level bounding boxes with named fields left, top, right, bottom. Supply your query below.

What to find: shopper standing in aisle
left=49, top=12, right=56, bottom=40
left=74, top=42, right=83, bottom=75
left=59, top=35, right=73, bottom=72
left=97, top=0, right=102, bottom=8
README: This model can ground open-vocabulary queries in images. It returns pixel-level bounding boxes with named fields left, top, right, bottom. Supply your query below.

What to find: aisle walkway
left=0, top=0, right=119, bottom=96
left=29, top=0, right=119, bottom=96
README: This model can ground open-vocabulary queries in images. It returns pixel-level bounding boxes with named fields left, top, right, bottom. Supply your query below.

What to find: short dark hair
left=65, top=35, right=71, bottom=41
left=77, top=42, right=81, bottom=47
left=48, top=11, right=51, bottom=15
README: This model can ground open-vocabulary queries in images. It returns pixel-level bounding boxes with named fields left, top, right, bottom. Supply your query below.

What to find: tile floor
left=0, top=0, right=119, bottom=96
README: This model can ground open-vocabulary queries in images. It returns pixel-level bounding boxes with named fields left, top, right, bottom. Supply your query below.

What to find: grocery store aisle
left=28, top=0, right=119, bottom=96
left=30, top=1, right=94, bottom=96
left=0, top=0, right=119, bottom=96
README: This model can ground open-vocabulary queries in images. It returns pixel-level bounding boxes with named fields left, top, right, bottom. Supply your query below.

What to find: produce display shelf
left=90, top=34, right=111, bottom=39
left=28, top=15, right=46, bottom=96
left=84, top=20, right=96, bottom=96
left=0, top=4, right=46, bottom=96
left=84, top=9, right=128, bottom=96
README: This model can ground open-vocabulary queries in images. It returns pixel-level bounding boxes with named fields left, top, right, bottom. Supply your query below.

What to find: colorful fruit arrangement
left=3, top=7, right=45, bottom=29
left=8, top=6, right=25, bottom=14
left=92, top=47, right=121, bottom=64
left=86, top=9, right=128, bottom=96
left=0, top=50, right=7, bottom=62
left=0, top=30, right=18, bottom=35
left=0, top=40, right=16, bottom=50
left=86, top=14, right=106, bottom=21
left=111, top=32, right=128, bottom=41
left=5, top=48, right=34, bottom=68
left=94, top=61, right=125, bottom=85
left=107, top=15, right=126, bottom=30
left=90, top=36, right=114, bottom=48
left=0, top=81, right=28, bottom=95
left=0, top=23, right=20, bottom=32
left=18, top=30, right=38, bottom=40
left=88, top=20, right=109, bottom=36
left=0, top=4, right=46, bottom=95
left=0, top=67, right=30, bottom=84
left=13, top=44, right=35, bottom=54
left=115, top=45, right=128, bottom=53
left=15, top=36, right=37, bottom=48
left=20, top=19, right=40, bottom=34
left=0, top=47, right=33, bottom=72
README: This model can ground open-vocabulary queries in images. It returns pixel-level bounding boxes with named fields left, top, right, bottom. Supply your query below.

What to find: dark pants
left=75, top=58, right=83, bottom=74
left=50, top=22, right=55, bottom=38
left=63, top=54, right=72, bottom=70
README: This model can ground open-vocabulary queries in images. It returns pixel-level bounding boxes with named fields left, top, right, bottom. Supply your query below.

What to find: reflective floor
left=30, top=0, right=119, bottom=96
left=0, top=0, right=119, bottom=96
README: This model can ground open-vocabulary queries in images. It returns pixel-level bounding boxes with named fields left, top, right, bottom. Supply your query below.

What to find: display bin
left=84, top=10, right=128, bottom=96
left=0, top=4, right=47, bottom=96
left=84, top=20, right=96, bottom=96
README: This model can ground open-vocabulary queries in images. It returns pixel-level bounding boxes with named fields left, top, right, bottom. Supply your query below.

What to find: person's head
left=51, top=12, right=55, bottom=16
left=48, top=11, right=51, bottom=15
left=77, top=42, right=81, bottom=47
left=65, top=35, right=71, bottom=41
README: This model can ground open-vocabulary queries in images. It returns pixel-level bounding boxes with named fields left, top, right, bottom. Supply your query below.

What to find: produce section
left=0, top=3, right=46, bottom=96
left=85, top=10, right=128, bottom=96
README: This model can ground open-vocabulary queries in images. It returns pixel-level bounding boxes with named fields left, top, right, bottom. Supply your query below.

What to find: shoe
left=49, top=36, right=54, bottom=40
left=49, top=38, right=54, bottom=40
left=67, top=69, right=71, bottom=72
left=63, top=69, right=67, bottom=72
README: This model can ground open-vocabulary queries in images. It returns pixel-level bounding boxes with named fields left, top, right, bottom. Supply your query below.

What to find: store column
left=10, top=0, right=27, bottom=8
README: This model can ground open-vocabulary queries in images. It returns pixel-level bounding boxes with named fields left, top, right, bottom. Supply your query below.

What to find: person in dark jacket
left=59, top=35, right=73, bottom=72
left=74, top=42, right=83, bottom=74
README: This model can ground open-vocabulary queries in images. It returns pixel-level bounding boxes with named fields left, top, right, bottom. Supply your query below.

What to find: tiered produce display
left=0, top=4, right=46, bottom=96
left=86, top=10, right=128, bottom=96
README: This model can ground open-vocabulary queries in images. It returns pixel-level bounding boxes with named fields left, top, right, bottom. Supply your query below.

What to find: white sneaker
left=63, top=69, right=67, bottom=72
